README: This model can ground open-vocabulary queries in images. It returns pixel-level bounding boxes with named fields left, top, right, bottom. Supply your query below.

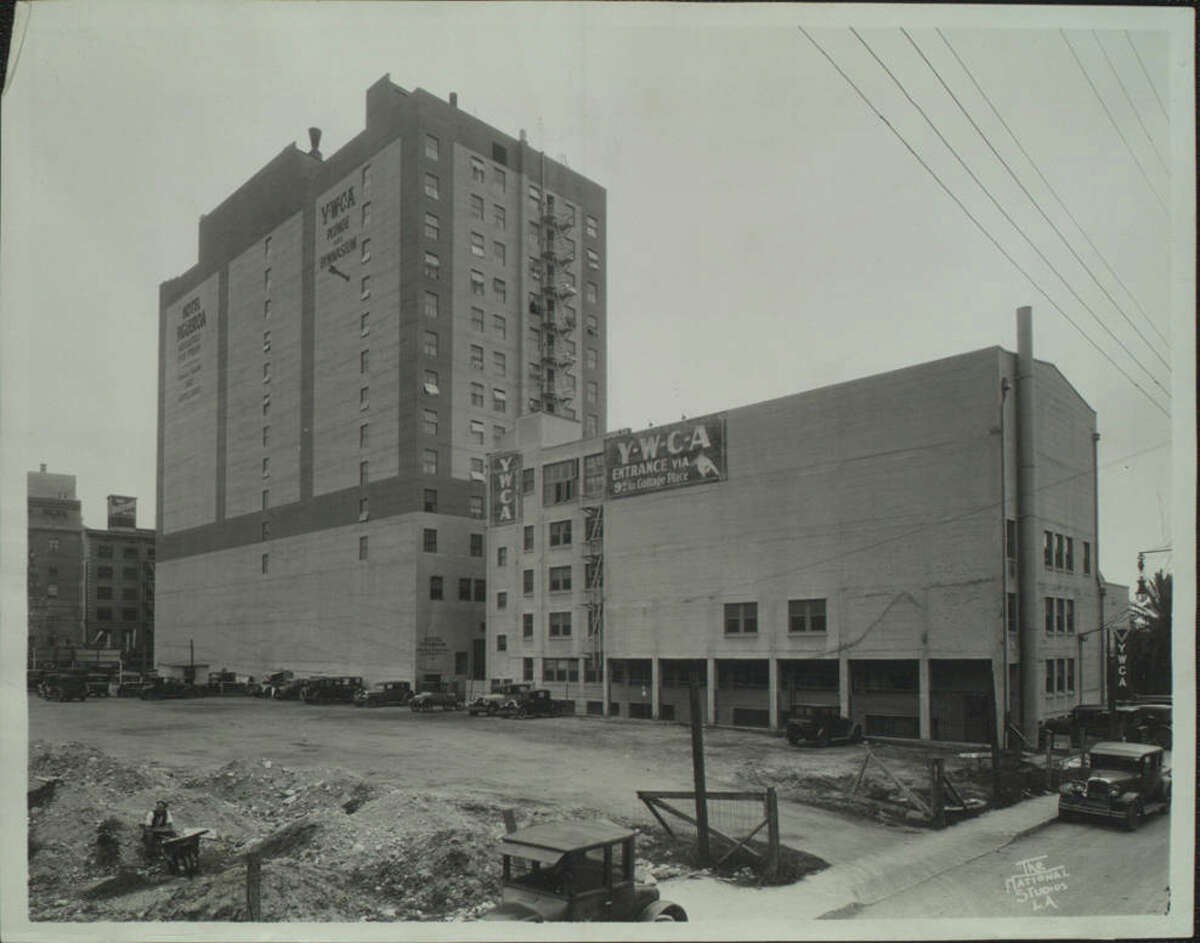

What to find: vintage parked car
left=273, top=676, right=311, bottom=700
left=301, top=676, right=364, bottom=705
left=138, top=677, right=199, bottom=700
left=354, top=681, right=413, bottom=708
left=469, top=682, right=533, bottom=716
left=116, top=675, right=145, bottom=697
left=85, top=674, right=114, bottom=697
left=503, top=688, right=566, bottom=719
left=1058, top=741, right=1170, bottom=830
left=785, top=704, right=862, bottom=747
left=482, top=820, right=688, bottom=923
left=1039, top=704, right=1129, bottom=747
left=410, top=686, right=463, bottom=712
left=40, top=672, right=89, bottom=702
left=1123, top=704, right=1172, bottom=750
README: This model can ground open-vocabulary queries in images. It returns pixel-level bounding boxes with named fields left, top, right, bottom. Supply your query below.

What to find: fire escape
left=583, top=505, right=604, bottom=664
left=529, top=191, right=577, bottom=415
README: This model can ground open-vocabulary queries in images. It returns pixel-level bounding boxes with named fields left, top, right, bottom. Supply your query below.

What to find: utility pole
left=999, top=376, right=1011, bottom=749
left=688, top=681, right=710, bottom=865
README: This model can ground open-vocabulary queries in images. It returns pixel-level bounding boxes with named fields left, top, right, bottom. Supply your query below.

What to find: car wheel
left=1123, top=801, right=1143, bottom=832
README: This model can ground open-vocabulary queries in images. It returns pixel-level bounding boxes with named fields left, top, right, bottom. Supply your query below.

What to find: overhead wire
left=936, top=29, right=1171, bottom=352
left=1092, top=30, right=1170, bottom=176
left=835, top=27, right=1169, bottom=412
left=1124, top=31, right=1169, bottom=122
left=1060, top=29, right=1170, bottom=215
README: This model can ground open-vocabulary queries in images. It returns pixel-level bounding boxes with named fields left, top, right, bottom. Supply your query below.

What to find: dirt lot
left=26, top=695, right=995, bottom=922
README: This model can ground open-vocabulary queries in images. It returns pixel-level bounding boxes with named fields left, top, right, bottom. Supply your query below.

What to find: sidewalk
left=657, top=793, right=1060, bottom=921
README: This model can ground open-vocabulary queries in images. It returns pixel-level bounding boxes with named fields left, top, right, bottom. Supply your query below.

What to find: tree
left=1123, top=570, right=1172, bottom=695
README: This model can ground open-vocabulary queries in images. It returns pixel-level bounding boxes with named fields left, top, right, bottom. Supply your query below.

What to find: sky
left=1, top=1, right=1193, bottom=602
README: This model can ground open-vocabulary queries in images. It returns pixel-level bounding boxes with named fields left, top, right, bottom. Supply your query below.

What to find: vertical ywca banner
left=490, top=452, right=522, bottom=524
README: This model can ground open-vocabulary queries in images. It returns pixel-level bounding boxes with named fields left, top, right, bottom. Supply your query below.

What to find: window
left=122, top=609, right=138, bottom=623
left=493, top=204, right=506, bottom=229
left=586, top=248, right=600, bottom=269
left=261, top=553, right=269, bottom=574
left=264, top=268, right=272, bottom=292
left=585, top=381, right=599, bottom=406
left=493, top=314, right=507, bottom=339
left=260, top=521, right=271, bottom=542
left=496, top=634, right=507, bottom=652
left=361, top=237, right=372, bottom=262
left=264, top=235, right=272, bottom=257
left=497, top=546, right=508, bottom=566
left=469, top=345, right=484, bottom=371
left=549, top=565, right=572, bottom=592
left=543, top=458, right=578, bottom=505
left=263, top=361, right=271, bottom=383
left=788, top=598, right=827, bottom=633
left=585, top=560, right=602, bottom=588
left=470, top=194, right=484, bottom=220
left=122, top=546, right=139, bottom=559
left=361, top=276, right=371, bottom=300
left=423, top=408, right=438, bottom=435
left=470, top=533, right=483, bottom=557
left=120, top=565, right=137, bottom=579
left=528, top=184, right=541, bottom=214
left=1066, top=599, right=1075, bottom=634
left=455, top=651, right=469, bottom=676
left=470, top=496, right=484, bottom=519
left=549, top=520, right=572, bottom=547
left=430, top=576, right=444, bottom=600
left=1055, top=598, right=1065, bottom=633
left=361, top=202, right=372, bottom=227
left=543, top=658, right=579, bottom=683
left=97, top=586, right=113, bottom=600
left=96, top=564, right=112, bottom=579
left=424, top=331, right=439, bottom=358
left=528, top=221, right=540, bottom=244
left=424, top=134, right=439, bottom=160
left=1006, top=519, right=1016, bottom=559
left=359, top=423, right=369, bottom=449
left=459, top=578, right=473, bottom=601
left=471, top=231, right=485, bottom=257
left=530, top=259, right=542, bottom=282
left=496, top=591, right=508, bottom=609
left=1044, top=597, right=1054, bottom=634
left=1054, top=533, right=1064, bottom=569
left=523, top=525, right=534, bottom=551
left=1083, top=541, right=1091, bottom=575
left=549, top=612, right=572, bottom=637
left=718, top=661, right=769, bottom=689
left=360, top=349, right=370, bottom=374
left=97, top=607, right=113, bottom=621
left=423, top=488, right=438, bottom=512
left=1007, top=593, right=1017, bottom=633
left=1043, top=531, right=1053, bottom=567
left=493, top=351, right=506, bottom=375
left=264, top=298, right=271, bottom=318
left=422, top=449, right=438, bottom=475
left=424, top=370, right=439, bottom=395
left=492, top=388, right=507, bottom=413
left=422, top=291, right=439, bottom=319
left=586, top=348, right=597, bottom=369
left=1065, top=537, right=1074, bottom=571
left=358, top=497, right=369, bottom=521
left=1045, top=660, right=1054, bottom=694
left=585, top=214, right=598, bottom=238
left=262, top=425, right=270, bottom=447
left=522, top=613, right=534, bottom=638
left=359, top=386, right=369, bottom=410
left=493, top=240, right=507, bottom=265
left=585, top=281, right=598, bottom=303
left=361, top=164, right=371, bottom=191
left=1056, top=658, right=1066, bottom=693
left=494, top=163, right=507, bottom=187
left=424, top=212, right=440, bottom=240
left=423, top=251, right=440, bottom=281
left=584, top=454, right=605, bottom=496
left=470, top=382, right=485, bottom=407
left=263, top=331, right=271, bottom=353
left=424, top=173, right=439, bottom=199
left=493, top=278, right=507, bottom=302
left=360, top=312, right=370, bottom=336
left=586, top=312, right=598, bottom=334
left=470, top=156, right=486, bottom=182
left=724, top=602, right=758, bottom=635
left=470, top=270, right=485, bottom=296
left=357, top=536, right=369, bottom=560
left=471, top=456, right=485, bottom=478
left=470, top=419, right=485, bottom=444
left=262, top=457, right=270, bottom=478
left=1067, top=658, right=1076, bottom=693
left=359, top=460, right=369, bottom=487
left=522, top=467, right=535, bottom=494
left=263, top=393, right=271, bottom=416
left=522, top=569, right=534, bottom=594
left=585, top=415, right=598, bottom=438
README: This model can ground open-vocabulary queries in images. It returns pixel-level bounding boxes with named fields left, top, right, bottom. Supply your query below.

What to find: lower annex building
left=486, top=312, right=1116, bottom=745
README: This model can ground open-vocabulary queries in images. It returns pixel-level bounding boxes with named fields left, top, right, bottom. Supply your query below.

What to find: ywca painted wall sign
left=490, top=452, right=522, bottom=524
left=315, top=179, right=361, bottom=273
left=605, top=414, right=726, bottom=499
left=175, top=296, right=208, bottom=406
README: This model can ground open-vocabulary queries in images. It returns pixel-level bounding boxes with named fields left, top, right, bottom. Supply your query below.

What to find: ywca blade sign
left=1114, top=627, right=1131, bottom=691
left=606, top=414, right=727, bottom=499
left=490, top=452, right=522, bottom=524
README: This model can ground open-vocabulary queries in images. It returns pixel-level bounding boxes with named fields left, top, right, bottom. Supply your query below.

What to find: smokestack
left=449, top=92, right=458, bottom=108
left=307, top=127, right=323, bottom=160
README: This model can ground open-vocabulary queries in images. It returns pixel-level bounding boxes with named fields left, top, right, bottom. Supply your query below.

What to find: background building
left=488, top=313, right=1105, bottom=745
left=82, top=496, right=156, bottom=674
left=156, top=77, right=607, bottom=688
left=27, top=466, right=85, bottom=668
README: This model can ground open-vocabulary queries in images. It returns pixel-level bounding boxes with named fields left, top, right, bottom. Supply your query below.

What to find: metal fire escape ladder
left=583, top=505, right=604, bottom=662
left=529, top=165, right=578, bottom=416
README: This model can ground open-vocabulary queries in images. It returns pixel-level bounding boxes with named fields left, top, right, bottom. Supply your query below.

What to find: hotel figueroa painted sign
left=605, top=414, right=726, bottom=498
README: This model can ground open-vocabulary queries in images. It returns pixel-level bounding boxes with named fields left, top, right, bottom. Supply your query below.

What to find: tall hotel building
left=156, top=77, right=607, bottom=688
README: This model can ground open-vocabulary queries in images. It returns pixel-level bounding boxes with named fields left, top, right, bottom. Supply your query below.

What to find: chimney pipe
left=307, top=127, right=323, bottom=160
left=449, top=92, right=458, bottom=108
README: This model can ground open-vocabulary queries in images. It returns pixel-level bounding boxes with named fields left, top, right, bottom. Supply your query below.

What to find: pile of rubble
left=26, top=741, right=684, bottom=923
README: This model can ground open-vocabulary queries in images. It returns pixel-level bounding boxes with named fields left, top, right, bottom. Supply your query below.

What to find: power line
left=1061, top=29, right=1169, bottom=215
left=842, top=28, right=1170, bottom=409
left=1092, top=30, right=1170, bottom=176
left=902, top=28, right=1171, bottom=376
left=937, top=29, right=1171, bottom=352
left=1124, top=31, right=1169, bottom=122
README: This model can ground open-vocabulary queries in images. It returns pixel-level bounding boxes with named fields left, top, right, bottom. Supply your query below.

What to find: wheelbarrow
left=142, top=825, right=209, bottom=876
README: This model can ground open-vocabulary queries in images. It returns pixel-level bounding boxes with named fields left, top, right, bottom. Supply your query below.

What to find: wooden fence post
left=764, top=787, right=780, bottom=882
left=245, top=853, right=261, bottom=921
left=929, top=759, right=946, bottom=828
left=688, top=682, right=711, bottom=865
left=502, top=809, right=517, bottom=834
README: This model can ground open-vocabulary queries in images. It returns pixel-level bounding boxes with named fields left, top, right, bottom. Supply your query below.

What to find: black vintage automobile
left=1058, top=741, right=1170, bottom=830
left=503, top=688, right=567, bottom=718
left=354, top=680, right=413, bottom=708
left=785, top=704, right=862, bottom=747
left=301, top=676, right=364, bottom=705
left=138, top=677, right=200, bottom=700
left=40, top=672, right=89, bottom=702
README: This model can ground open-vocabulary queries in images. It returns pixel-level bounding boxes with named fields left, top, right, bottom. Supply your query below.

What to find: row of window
left=421, top=529, right=484, bottom=557
left=94, top=545, right=146, bottom=560
left=95, top=586, right=140, bottom=601
left=1042, top=529, right=1091, bottom=574
left=95, top=565, right=146, bottom=581
left=494, top=561, right=603, bottom=602
left=94, top=608, right=145, bottom=622
left=494, top=609, right=583, bottom=649
left=1044, top=657, right=1077, bottom=694
left=723, top=600, right=828, bottom=635
left=1044, top=596, right=1076, bottom=634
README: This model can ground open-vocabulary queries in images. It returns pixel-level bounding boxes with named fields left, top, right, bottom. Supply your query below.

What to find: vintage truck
left=482, top=821, right=687, bottom=923
left=1057, top=741, right=1170, bottom=830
